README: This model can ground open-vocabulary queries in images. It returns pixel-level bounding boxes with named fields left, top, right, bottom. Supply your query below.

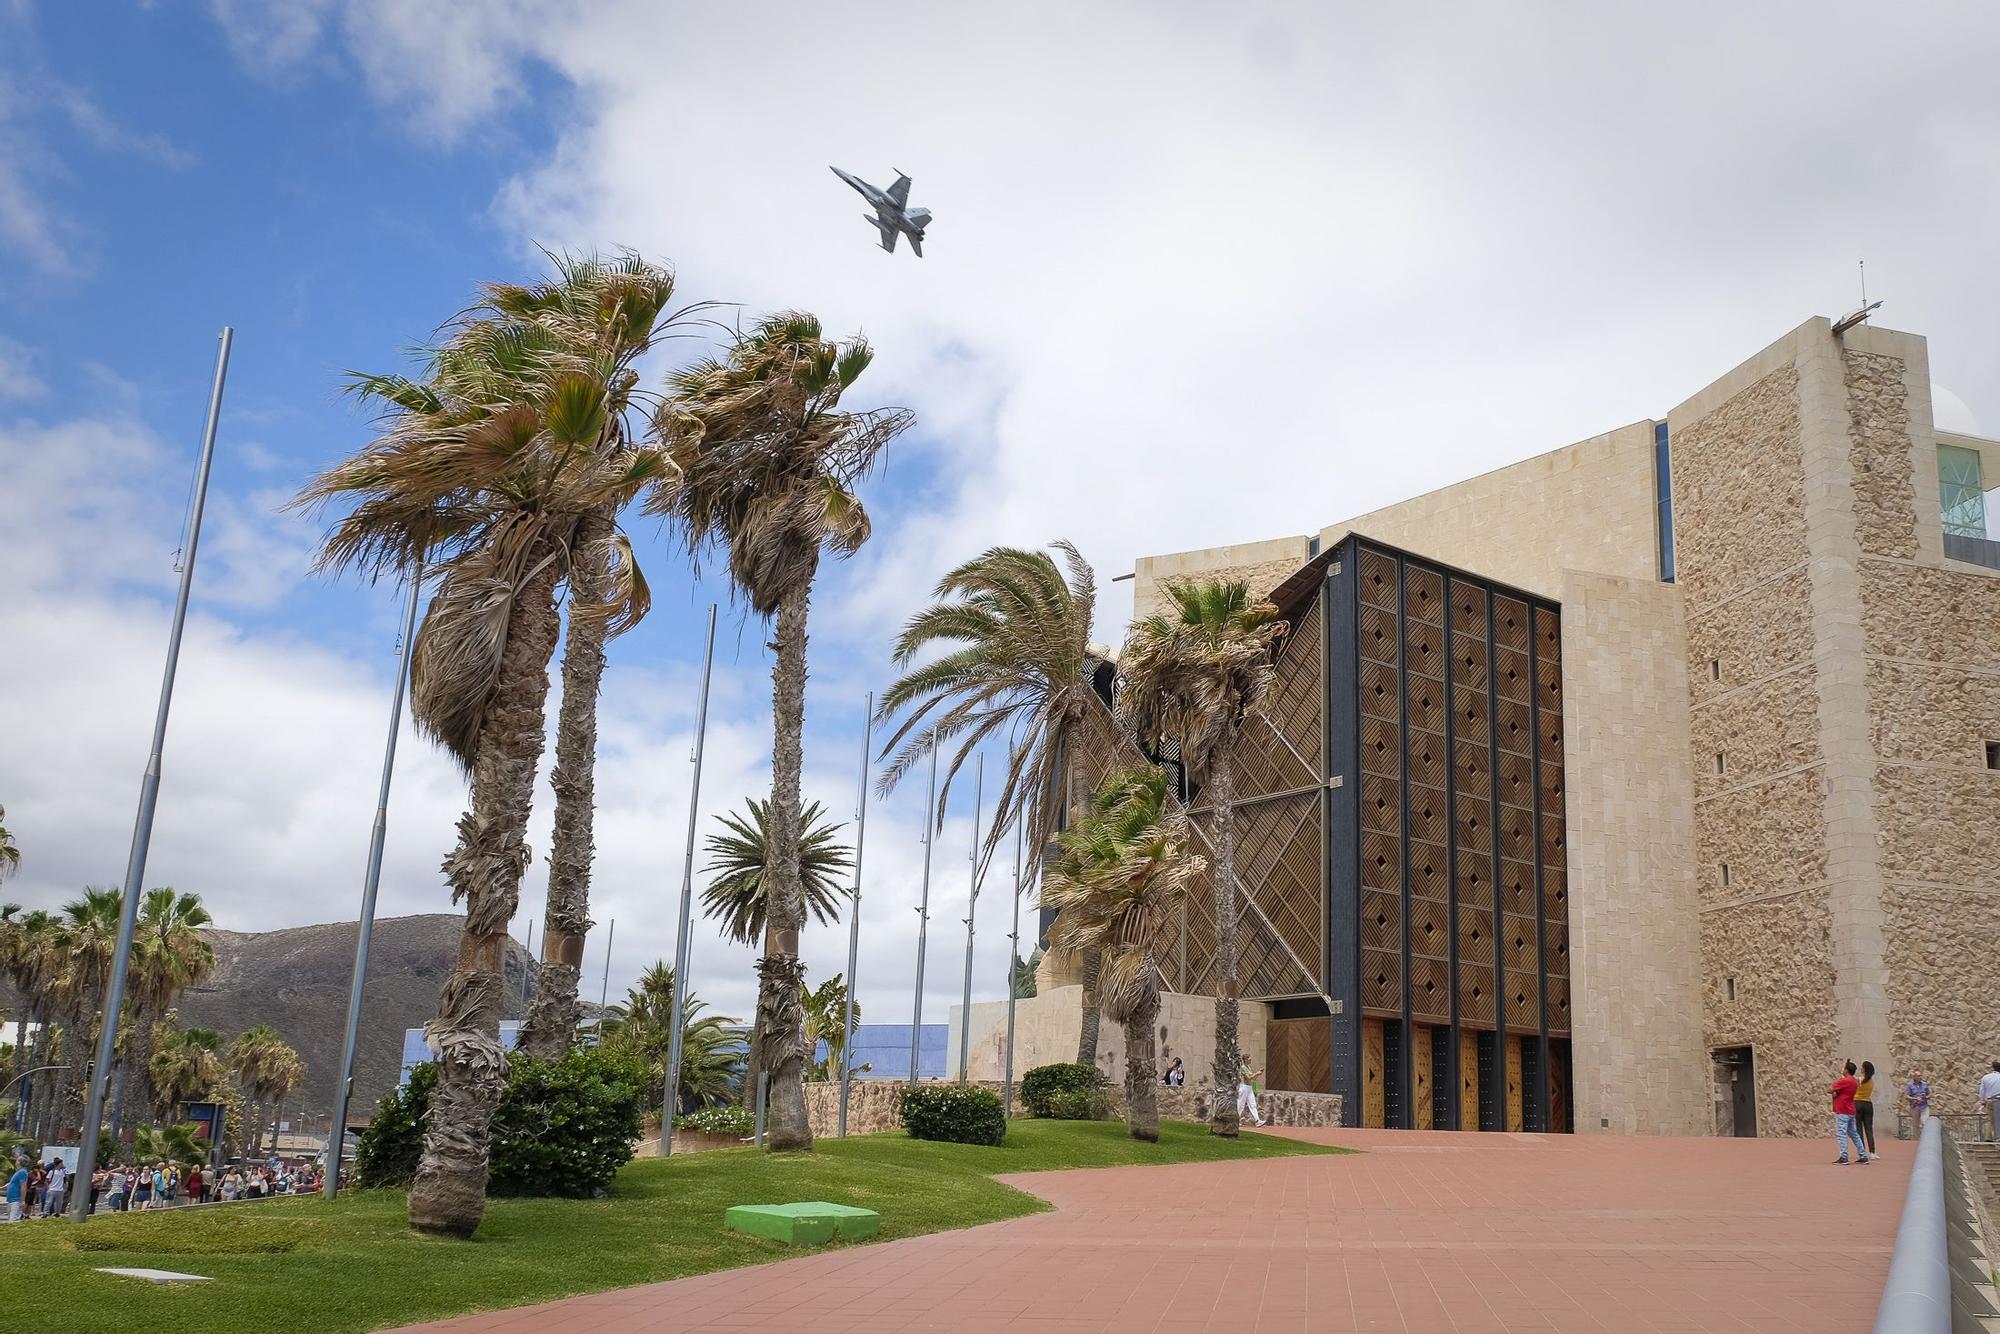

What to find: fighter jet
left=831, top=167, right=932, bottom=257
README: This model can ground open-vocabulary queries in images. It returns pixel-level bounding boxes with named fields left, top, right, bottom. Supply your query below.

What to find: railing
left=1872, top=1116, right=1951, bottom=1333
left=1943, top=532, right=2000, bottom=571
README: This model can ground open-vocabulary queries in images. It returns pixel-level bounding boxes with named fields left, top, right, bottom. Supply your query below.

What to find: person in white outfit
left=1979, top=1062, right=2000, bottom=1141
left=1237, top=1059, right=1264, bottom=1127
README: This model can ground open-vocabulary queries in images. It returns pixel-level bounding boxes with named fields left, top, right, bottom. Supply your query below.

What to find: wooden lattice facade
left=1071, top=533, right=1573, bottom=1132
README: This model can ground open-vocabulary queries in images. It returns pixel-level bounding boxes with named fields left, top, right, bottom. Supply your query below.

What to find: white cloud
left=207, top=0, right=337, bottom=75
left=0, top=335, right=42, bottom=399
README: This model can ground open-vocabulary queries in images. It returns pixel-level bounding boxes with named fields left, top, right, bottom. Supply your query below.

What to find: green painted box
left=724, top=1201, right=882, bottom=1246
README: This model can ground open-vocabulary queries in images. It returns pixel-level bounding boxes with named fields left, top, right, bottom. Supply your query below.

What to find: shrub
left=1020, top=1062, right=1109, bottom=1119
left=674, top=1105, right=754, bottom=1138
left=354, top=1046, right=646, bottom=1197
left=354, top=1062, right=434, bottom=1189
left=901, top=1084, right=1006, bottom=1146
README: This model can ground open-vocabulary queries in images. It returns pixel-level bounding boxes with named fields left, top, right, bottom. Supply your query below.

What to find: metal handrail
left=1871, top=1115, right=1950, bottom=1334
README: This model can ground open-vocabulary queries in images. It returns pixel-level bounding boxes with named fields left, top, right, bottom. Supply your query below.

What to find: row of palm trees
left=876, top=544, right=1285, bottom=1141
left=0, top=875, right=305, bottom=1158
left=297, top=253, right=908, bottom=1237
left=1, top=888, right=219, bottom=1144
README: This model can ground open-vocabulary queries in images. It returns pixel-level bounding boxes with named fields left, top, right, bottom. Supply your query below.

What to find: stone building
left=1115, top=316, right=2000, bottom=1138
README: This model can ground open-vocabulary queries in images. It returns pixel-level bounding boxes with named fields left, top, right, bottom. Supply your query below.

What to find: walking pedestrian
left=1832, top=1060, right=1869, bottom=1164
left=1906, top=1070, right=1930, bottom=1132
left=42, top=1156, right=66, bottom=1218
left=1855, top=1062, right=1879, bottom=1158
left=1237, top=1058, right=1265, bottom=1128
left=5, top=1155, right=26, bottom=1223
left=1980, top=1062, right=2000, bottom=1142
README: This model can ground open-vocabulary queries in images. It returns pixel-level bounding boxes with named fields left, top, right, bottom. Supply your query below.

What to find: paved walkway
left=396, top=1129, right=1907, bottom=1333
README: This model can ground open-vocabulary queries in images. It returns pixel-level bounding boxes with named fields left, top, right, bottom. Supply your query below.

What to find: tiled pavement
left=393, top=1128, right=1906, bottom=1333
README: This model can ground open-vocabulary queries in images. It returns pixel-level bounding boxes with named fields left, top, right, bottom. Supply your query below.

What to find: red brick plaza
left=398, top=1128, right=1904, bottom=1334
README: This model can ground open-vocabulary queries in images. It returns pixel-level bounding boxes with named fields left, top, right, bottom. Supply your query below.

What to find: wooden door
left=1267, top=1017, right=1331, bottom=1093
left=1412, top=1025, right=1434, bottom=1129
left=1362, top=1018, right=1386, bottom=1128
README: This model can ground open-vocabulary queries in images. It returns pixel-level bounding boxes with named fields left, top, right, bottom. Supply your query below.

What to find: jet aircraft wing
left=874, top=216, right=900, bottom=253
left=885, top=174, right=911, bottom=208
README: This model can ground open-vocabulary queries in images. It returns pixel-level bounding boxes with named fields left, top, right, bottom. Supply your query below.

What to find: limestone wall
left=801, top=1078, right=1342, bottom=1139
left=946, top=984, right=1267, bottom=1091
left=1131, top=535, right=1315, bottom=621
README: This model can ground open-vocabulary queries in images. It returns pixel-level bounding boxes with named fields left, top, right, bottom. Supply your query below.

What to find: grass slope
left=0, top=1121, right=1342, bottom=1333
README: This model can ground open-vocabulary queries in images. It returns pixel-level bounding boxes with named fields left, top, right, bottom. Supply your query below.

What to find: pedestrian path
left=392, top=1128, right=1906, bottom=1333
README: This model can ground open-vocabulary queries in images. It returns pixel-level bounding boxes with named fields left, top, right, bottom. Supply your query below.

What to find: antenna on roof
left=1832, top=261, right=1882, bottom=338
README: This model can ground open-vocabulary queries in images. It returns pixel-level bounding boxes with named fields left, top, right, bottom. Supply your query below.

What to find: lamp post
left=956, top=754, right=983, bottom=1083
left=837, top=693, right=871, bottom=1136
left=70, top=328, right=232, bottom=1222
left=660, top=605, right=717, bottom=1155
left=323, top=558, right=424, bottom=1198
left=907, top=742, right=937, bottom=1085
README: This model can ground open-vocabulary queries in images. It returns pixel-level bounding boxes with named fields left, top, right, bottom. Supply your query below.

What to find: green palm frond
left=698, top=799, right=852, bottom=947
left=1117, top=577, right=1287, bottom=773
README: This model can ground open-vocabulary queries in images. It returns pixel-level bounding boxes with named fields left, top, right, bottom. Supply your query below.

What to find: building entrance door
left=1713, top=1047, right=1757, bottom=1137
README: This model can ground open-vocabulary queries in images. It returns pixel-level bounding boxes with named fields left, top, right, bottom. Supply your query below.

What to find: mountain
left=172, top=913, right=536, bottom=1124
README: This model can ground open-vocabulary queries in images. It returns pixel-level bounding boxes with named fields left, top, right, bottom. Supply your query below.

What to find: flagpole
left=323, top=557, right=424, bottom=1198
left=71, top=327, right=232, bottom=1221
left=1003, top=820, right=1024, bottom=1117
left=837, top=692, right=871, bottom=1136
left=907, top=742, right=937, bottom=1084
left=956, top=754, right=983, bottom=1083
left=661, top=605, right=717, bottom=1155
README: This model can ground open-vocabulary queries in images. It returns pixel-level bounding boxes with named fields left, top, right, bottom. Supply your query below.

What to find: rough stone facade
left=1132, top=536, right=1315, bottom=621
left=1129, top=316, right=2000, bottom=1139
left=948, top=985, right=1267, bottom=1093
left=801, top=1078, right=1342, bottom=1139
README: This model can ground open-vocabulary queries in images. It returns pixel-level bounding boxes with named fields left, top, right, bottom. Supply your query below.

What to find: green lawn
left=0, top=1121, right=1343, bottom=1333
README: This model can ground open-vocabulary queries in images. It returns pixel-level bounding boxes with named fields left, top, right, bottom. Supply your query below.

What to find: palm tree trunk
left=408, top=551, right=564, bottom=1237
left=1123, top=974, right=1160, bottom=1143
left=1075, top=950, right=1103, bottom=1065
left=518, top=507, right=616, bottom=1061
left=1209, top=749, right=1241, bottom=1137
left=757, top=581, right=814, bottom=1152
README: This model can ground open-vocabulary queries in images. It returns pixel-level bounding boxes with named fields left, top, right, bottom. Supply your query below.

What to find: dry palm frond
left=1117, top=579, right=1287, bottom=772
left=1041, top=766, right=1203, bottom=1023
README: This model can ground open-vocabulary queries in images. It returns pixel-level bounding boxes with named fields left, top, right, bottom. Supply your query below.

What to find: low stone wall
left=804, top=1080, right=1341, bottom=1137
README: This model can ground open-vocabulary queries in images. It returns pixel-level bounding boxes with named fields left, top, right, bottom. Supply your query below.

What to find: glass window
left=1938, top=443, right=1986, bottom=539
left=1654, top=420, right=1676, bottom=582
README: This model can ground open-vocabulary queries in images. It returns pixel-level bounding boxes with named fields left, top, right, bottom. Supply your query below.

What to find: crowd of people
left=4, top=1150, right=324, bottom=1220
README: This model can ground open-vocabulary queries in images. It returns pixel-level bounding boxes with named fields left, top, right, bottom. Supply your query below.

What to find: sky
left=3, top=1, right=1998, bottom=1074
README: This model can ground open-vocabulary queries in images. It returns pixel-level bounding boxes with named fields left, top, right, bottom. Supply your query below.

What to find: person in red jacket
left=1831, top=1060, right=1869, bottom=1164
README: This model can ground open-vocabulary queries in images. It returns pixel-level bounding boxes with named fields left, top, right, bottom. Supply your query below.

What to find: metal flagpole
left=71, top=327, right=233, bottom=1221
left=661, top=605, right=717, bottom=1155
left=837, top=693, right=872, bottom=1136
left=598, top=918, right=616, bottom=1023
left=907, top=742, right=937, bottom=1085
left=956, top=754, right=983, bottom=1083
left=323, top=557, right=424, bottom=1198
left=1003, top=820, right=1024, bottom=1117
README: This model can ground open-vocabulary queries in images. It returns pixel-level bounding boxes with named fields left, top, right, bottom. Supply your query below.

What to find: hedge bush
left=901, top=1084, right=1007, bottom=1146
left=354, top=1046, right=646, bottom=1197
left=1019, top=1062, right=1110, bottom=1120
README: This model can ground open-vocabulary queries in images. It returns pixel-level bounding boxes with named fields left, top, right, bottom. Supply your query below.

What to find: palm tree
left=800, top=974, right=857, bottom=1082
left=44, top=887, right=123, bottom=1139
left=226, top=1025, right=303, bottom=1159
left=700, top=799, right=852, bottom=945
left=147, top=1016, right=224, bottom=1121
left=875, top=542, right=1116, bottom=1063
left=121, top=888, right=215, bottom=1138
left=0, top=806, right=19, bottom=881
left=1118, top=579, right=1286, bottom=1137
left=134, top=1120, right=207, bottom=1168
left=700, top=799, right=851, bottom=1103
left=649, top=311, right=911, bottom=1152
left=0, top=905, right=57, bottom=1111
left=296, top=273, right=675, bottom=1236
left=1041, top=766, right=1203, bottom=1142
left=500, top=254, right=699, bottom=1062
left=598, top=962, right=740, bottom=1113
